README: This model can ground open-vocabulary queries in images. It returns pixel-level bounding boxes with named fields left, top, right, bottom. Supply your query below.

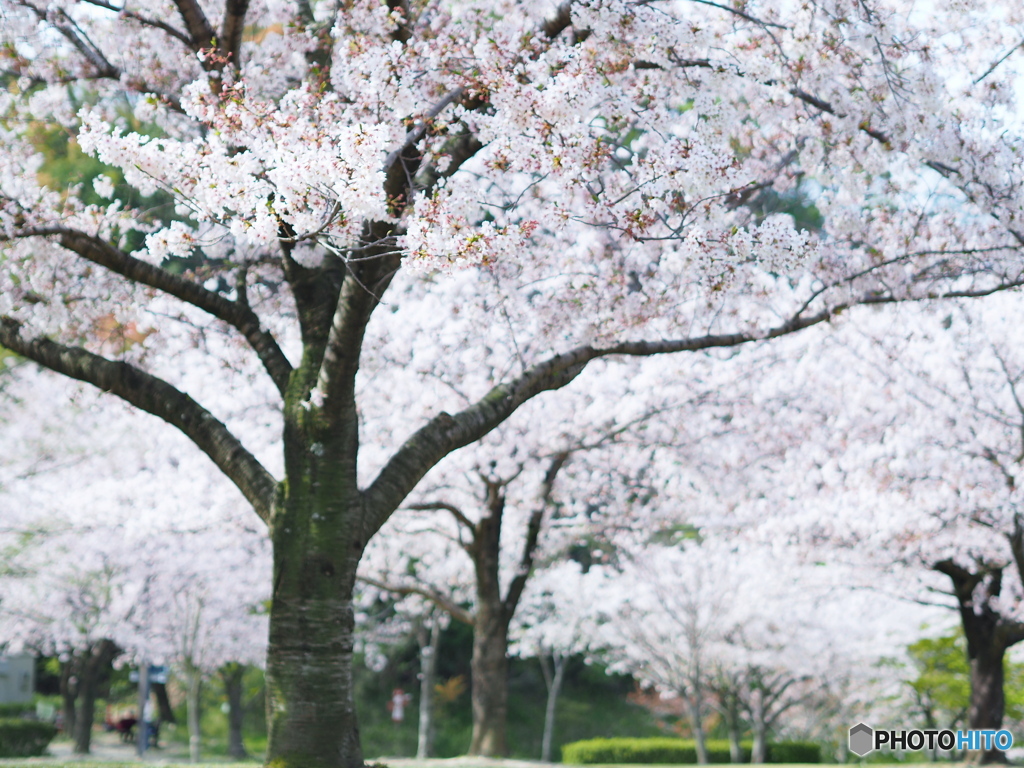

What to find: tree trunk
left=936, top=562, right=1015, bottom=765
left=186, top=666, right=202, bottom=763
left=221, top=663, right=249, bottom=760
left=264, top=434, right=365, bottom=768
left=468, top=608, right=510, bottom=756
left=750, top=690, right=768, bottom=764
left=540, top=652, right=567, bottom=763
left=684, top=694, right=708, bottom=765
left=59, top=659, right=77, bottom=738
left=416, top=618, right=441, bottom=759
left=153, top=681, right=176, bottom=724
left=72, top=639, right=119, bottom=755
left=967, top=644, right=1007, bottom=764
left=468, top=481, right=511, bottom=757
left=724, top=690, right=743, bottom=763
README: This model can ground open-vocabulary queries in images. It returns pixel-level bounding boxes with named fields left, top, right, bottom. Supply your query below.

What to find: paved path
left=42, top=730, right=194, bottom=763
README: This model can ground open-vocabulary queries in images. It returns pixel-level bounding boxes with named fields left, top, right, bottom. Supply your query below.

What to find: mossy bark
left=265, top=407, right=366, bottom=768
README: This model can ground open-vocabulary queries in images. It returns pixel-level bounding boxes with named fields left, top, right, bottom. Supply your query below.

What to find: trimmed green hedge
left=767, top=741, right=821, bottom=764
left=561, top=737, right=821, bottom=764
left=0, top=704, right=32, bottom=719
left=0, top=718, right=58, bottom=757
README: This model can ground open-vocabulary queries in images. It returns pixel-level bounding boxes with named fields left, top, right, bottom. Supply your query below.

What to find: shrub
left=0, top=718, right=58, bottom=757
left=561, top=737, right=820, bottom=764
left=0, top=702, right=33, bottom=718
left=767, top=741, right=821, bottom=763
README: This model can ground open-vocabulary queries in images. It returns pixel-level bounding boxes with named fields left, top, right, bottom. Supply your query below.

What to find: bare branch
left=407, top=501, right=475, bottom=531
left=170, top=0, right=216, bottom=48
left=503, top=451, right=569, bottom=616
left=79, top=0, right=192, bottom=47
left=679, top=0, right=789, bottom=30
left=356, top=574, right=475, bottom=626
left=220, top=0, right=251, bottom=66
left=974, top=38, right=1024, bottom=84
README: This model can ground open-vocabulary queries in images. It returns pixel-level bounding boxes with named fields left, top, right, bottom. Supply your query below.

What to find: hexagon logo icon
left=849, top=723, right=874, bottom=757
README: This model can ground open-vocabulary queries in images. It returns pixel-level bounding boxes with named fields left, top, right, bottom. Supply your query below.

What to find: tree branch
left=503, top=451, right=569, bottom=618
left=407, top=501, right=475, bottom=532
left=220, top=0, right=251, bottom=67
left=355, top=574, right=475, bottom=626
left=170, top=0, right=216, bottom=49
left=0, top=317, right=277, bottom=523
left=79, top=0, right=192, bottom=47
left=14, top=228, right=293, bottom=395
left=363, top=278, right=1024, bottom=539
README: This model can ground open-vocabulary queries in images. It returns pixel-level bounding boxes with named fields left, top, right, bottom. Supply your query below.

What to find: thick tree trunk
left=264, top=433, right=365, bottom=768
left=469, top=609, right=510, bottom=756
left=416, top=618, right=441, bottom=759
left=967, top=645, right=1006, bottom=764
left=72, top=639, right=119, bottom=755
left=221, top=663, right=249, bottom=760
left=540, top=652, right=567, bottom=763
left=936, top=562, right=1017, bottom=765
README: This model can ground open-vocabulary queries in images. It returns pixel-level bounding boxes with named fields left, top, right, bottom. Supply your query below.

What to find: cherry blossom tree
left=586, top=533, right=934, bottom=764
left=677, top=288, right=1024, bottom=763
left=0, top=362, right=269, bottom=757
left=509, top=561, right=598, bottom=762
left=765, top=295, right=1024, bottom=762
left=4, top=0, right=1024, bottom=763
left=357, top=369, right=738, bottom=755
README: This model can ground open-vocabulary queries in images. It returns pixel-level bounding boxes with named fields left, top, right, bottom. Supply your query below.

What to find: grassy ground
left=0, top=761, right=936, bottom=768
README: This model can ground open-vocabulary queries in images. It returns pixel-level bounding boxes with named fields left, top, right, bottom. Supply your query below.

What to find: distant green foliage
left=899, top=628, right=1024, bottom=730
left=561, top=737, right=821, bottom=764
left=28, top=118, right=177, bottom=256
left=0, top=718, right=57, bottom=757
left=902, top=632, right=970, bottom=729
left=355, top=621, right=662, bottom=760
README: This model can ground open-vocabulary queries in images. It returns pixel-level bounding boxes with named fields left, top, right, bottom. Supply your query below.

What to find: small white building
left=0, top=656, right=34, bottom=704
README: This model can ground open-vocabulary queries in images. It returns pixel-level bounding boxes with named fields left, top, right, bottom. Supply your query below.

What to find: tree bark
left=221, top=663, right=249, bottom=760
left=264, top=427, right=366, bottom=768
left=540, top=652, right=567, bottom=763
left=935, top=561, right=1020, bottom=765
left=749, top=689, right=768, bottom=764
left=723, top=689, right=744, bottom=763
left=967, top=643, right=1007, bottom=764
left=684, top=694, right=708, bottom=765
left=153, top=681, right=176, bottom=724
left=72, top=639, right=119, bottom=754
left=416, top=618, right=441, bottom=759
left=467, top=479, right=511, bottom=757
left=468, top=607, right=510, bottom=756
left=185, top=666, right=202, bottom=763
left=59, top=659, right=77, bottom=739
